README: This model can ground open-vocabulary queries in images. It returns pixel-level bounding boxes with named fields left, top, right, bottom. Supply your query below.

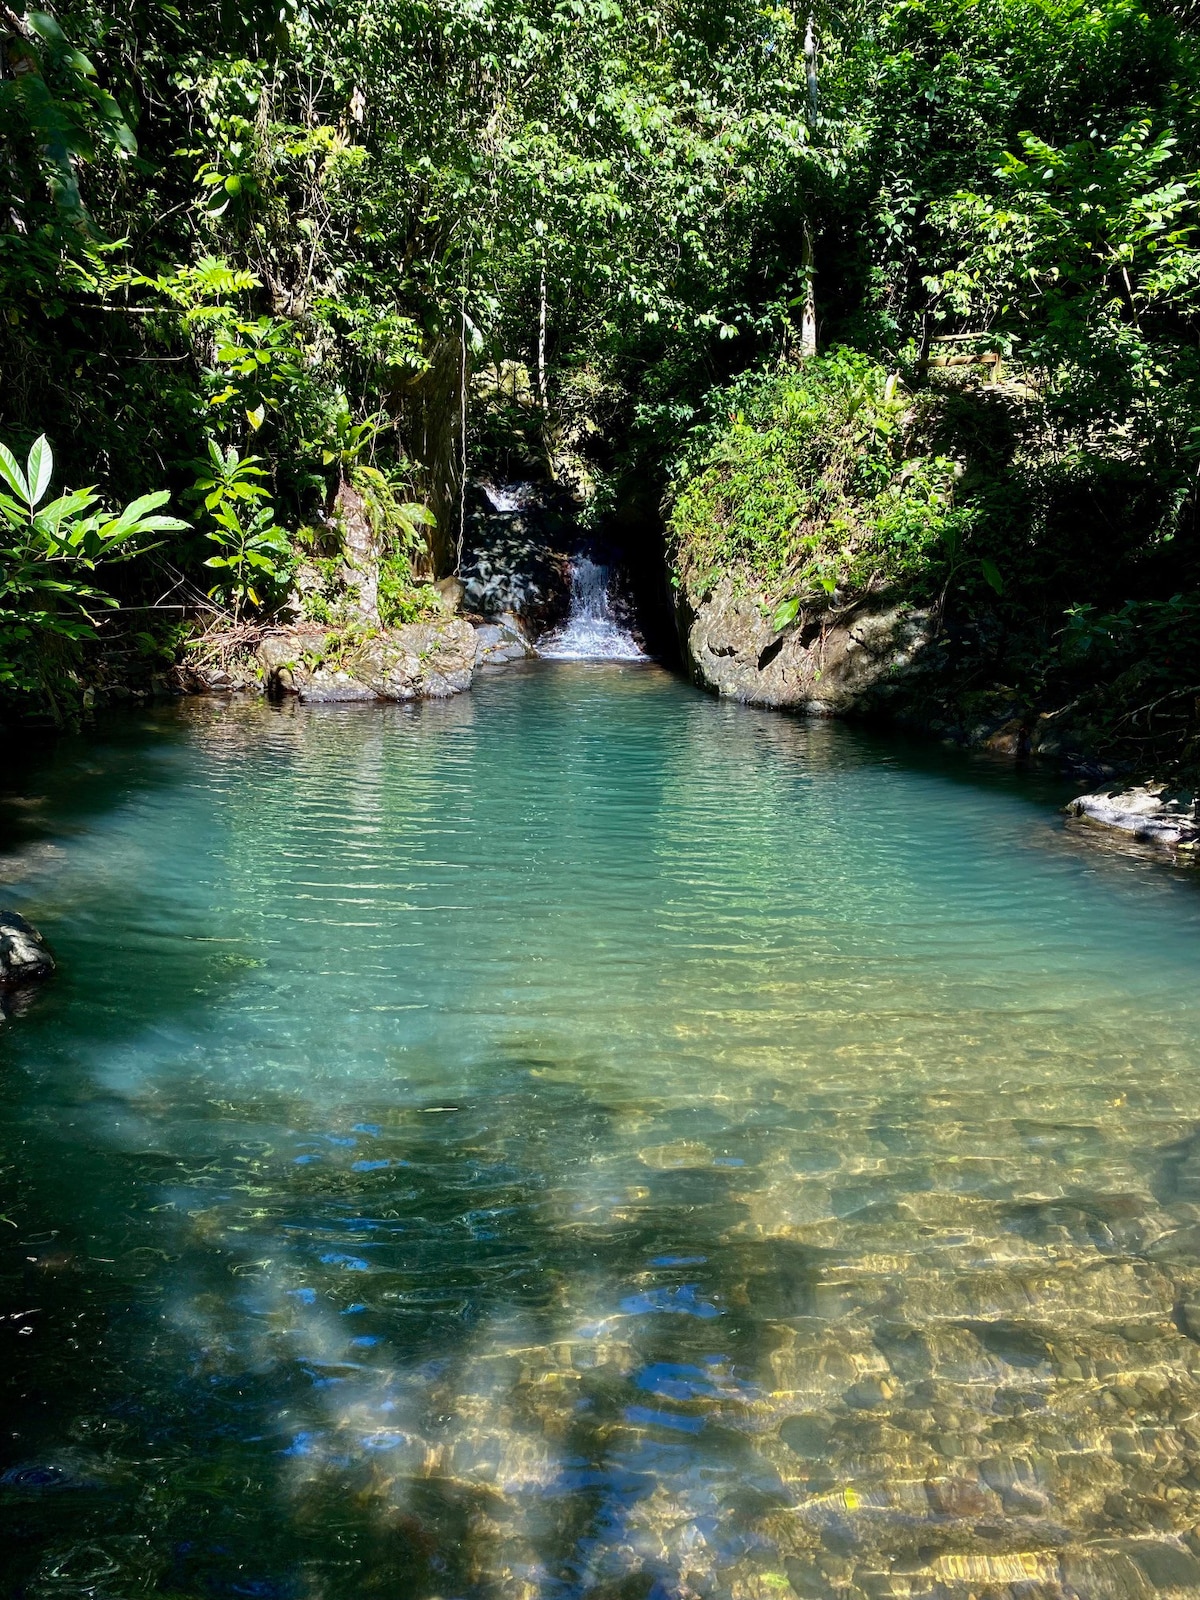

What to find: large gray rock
left=258, top=619, right=478, bottom=703
left=474, top=615, right=534, bottom=668
left=0, top=911, right=54, bottom=988
left=355, top=620, right=477, bottom=699
left=681, top=575, right=932, bottom=712
left=1067, top=785, right=1199, bottom=848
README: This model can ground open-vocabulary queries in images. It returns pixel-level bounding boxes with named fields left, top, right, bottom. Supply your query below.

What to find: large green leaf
left=25, top=436, right=53, bottom=508
left=0, top=444, right=29, bottom=505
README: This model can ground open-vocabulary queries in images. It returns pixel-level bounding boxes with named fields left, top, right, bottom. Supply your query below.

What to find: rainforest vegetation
left=1, top=0, right=1199, bottom=769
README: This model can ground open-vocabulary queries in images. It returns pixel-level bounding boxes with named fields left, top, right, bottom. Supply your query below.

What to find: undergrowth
left=666, top=350, right=976, bottom=616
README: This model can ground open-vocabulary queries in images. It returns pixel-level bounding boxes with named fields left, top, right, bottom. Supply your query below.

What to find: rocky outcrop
left=177, top=655, right=262, bottom=695
left=1067, top=785, right=1199, bottom=851
left=331, top=479, right=380, bottom=623
left=433, top=576, right=465, bottom=612
left=681, top=575, right=932, bottom=712
left=460, top=481, right=572, bottom=629
left=256, top=614, right=535, bottom=703
left=0, top=910, right=54, bottom=994
left=258, top=618, right=479, bottom=704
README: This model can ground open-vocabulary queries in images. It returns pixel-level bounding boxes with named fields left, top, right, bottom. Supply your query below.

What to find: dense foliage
left=1, top=0, right=1198, bottom=766
left=667, top=351, right=977, bottom=611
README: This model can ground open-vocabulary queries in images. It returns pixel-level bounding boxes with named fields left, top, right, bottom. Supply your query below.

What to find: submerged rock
left=680, top=575, right=932, bottom=712
left=0, top=909, right=54, bottom=988
left=1067, top=785, right=1199, bottom=851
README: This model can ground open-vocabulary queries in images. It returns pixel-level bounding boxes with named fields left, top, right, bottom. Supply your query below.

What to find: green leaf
left=397, top=502, right=436, bottom=526
left=980, top=558, right=1004, bottom=594
left=37, top=488, right=99, bottom=527
left=772, top=596, right=801, bottom=631
left=119, top=490, right=173, bottom=521
left=0, top=443, right=29, bottom=505
left=135, top=515, right=189, bottom=532
left=25, top=436, right=53, bottom=507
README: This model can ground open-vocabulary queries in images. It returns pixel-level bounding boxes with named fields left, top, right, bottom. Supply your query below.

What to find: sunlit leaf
left=0, top=443, right=29, bottom=505
left=25, top=436, right=53, bottom=507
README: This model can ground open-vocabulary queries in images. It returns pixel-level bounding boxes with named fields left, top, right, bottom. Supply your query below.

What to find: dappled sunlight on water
left=3, top=665, right=1200, bottom=1598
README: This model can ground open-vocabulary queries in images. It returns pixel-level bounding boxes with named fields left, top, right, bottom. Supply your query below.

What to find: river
left=3, top=663, right=1200, bottom=1599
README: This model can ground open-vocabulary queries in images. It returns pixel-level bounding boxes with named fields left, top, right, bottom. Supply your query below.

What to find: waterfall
left=538, top=556, right=647, bottom=661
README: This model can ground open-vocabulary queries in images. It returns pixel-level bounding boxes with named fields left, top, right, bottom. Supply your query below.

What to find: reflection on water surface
left=3, top=663, right=1200, bottom=1600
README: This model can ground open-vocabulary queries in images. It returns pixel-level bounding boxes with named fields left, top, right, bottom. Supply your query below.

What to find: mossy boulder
left=258, top=618, right=480, bottom=703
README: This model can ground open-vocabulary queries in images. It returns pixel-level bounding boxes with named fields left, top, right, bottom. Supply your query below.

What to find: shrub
left=666, top=350, right=976, bottom=618
left=0, top=435, right=186, bottom=720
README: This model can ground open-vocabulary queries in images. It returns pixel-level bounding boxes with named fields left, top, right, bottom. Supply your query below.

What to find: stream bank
left=674, top=572, right=1200, bottom=864
left=165, top=476, right=659, bottom=707
left=661, top=356, right=1200, bottom=851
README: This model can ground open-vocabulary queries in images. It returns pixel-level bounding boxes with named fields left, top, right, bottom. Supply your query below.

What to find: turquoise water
left=3, top=663, right=1200, bottom=1600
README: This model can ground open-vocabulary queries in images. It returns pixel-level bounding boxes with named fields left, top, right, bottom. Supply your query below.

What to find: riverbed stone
left=679, top=574, right=932, bottom=712
left=0, top=910, right=54, bottom=987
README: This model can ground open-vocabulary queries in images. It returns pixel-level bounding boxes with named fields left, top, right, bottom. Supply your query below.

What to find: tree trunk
left=804, top=15, right=818, bottom=118
left=537, top=264, right=549, bottom=412
left=400, top=335, right=467, bottom=579
left=797, top=17, right=818, bottom=360
left=798, top=223, right=818, bottom=360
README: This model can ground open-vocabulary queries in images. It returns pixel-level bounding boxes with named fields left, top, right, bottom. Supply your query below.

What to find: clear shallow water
left=2, top=665, right=1200, bottom=1600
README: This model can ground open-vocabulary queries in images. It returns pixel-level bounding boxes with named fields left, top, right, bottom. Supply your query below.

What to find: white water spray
left=538, top=556, right=646, bottom=661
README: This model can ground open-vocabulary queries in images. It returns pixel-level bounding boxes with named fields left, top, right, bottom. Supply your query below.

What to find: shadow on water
left=0, top=1059, right=821, bottom=1599
left=11, top=1054, right=1200, bottom=1600
left=4, top=674, right=1200, bottom=1598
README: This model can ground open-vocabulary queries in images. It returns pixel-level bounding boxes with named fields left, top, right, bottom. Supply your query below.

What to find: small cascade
left=480, top=481, right=538, bottom=514
left=538, top=556, right=647, bottom=660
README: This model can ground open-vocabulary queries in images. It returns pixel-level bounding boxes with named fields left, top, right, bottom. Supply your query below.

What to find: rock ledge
left=258, top=619, right=480, bottom=704
left=1066, top=785, right=1199, bottom=850
left=681, top=575, right=932, bottom=712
